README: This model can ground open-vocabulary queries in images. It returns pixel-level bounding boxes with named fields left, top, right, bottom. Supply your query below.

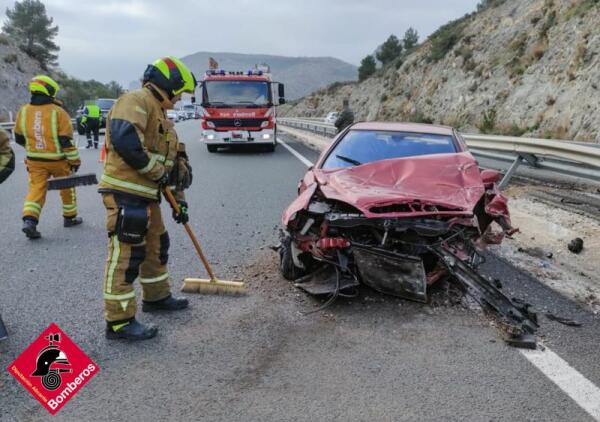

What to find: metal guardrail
left=278, top=117, right=600, bottom=185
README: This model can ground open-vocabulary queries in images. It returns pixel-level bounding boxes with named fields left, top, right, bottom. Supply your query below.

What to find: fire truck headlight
left=262, top=134, right=271, bottom=140
left=206, top=134, right=215, bottom=140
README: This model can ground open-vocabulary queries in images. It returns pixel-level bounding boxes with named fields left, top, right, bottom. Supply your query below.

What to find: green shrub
left=564, top=0, right=599, bottom=20
left=0, top=34, right=9, bottom=45
left=3, top=53, right=18, bottom=64
left=428, top=18, right=468, bottom=62
left=478, top=108, right=497, bottom=133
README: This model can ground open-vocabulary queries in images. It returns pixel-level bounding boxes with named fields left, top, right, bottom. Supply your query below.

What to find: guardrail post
left=499, top=153, right=539, bottom=189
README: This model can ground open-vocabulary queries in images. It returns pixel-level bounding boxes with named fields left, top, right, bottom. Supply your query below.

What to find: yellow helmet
left=143, top=56, right=197, bottom=97
left=29, top=75, right=60, bottom=98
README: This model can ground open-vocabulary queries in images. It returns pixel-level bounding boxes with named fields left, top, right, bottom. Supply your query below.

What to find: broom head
left=182, top=277, right=247, bottom=295
left=48, top=173, right=98, bottom=190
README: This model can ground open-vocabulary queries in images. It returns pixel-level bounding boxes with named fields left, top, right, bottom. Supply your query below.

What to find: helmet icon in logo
left=31, top=333, right=72, bottom=391
left=234, top=119, right=242, bottom=127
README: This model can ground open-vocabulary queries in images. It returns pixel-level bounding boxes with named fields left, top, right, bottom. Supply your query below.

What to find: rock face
left=283, top=0, right=600, bottom=143
left=0, top=35, right=44, bottom=121
left=181, top=51, right=357, bottom=100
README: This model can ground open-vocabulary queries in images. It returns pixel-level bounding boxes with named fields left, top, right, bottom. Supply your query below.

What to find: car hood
left=284, top=153, right=486, bottom=223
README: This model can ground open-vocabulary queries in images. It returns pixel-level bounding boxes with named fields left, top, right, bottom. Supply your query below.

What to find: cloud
left=0, top=0, right=480, bottom=84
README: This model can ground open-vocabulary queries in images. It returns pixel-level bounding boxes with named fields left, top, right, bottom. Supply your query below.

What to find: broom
left=163, top=186, right=246, bottom=295
left=47, top=173, right=98, bottom=190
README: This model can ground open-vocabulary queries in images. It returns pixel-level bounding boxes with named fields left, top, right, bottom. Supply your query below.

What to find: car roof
left=349, top=122, right=455, bottom=136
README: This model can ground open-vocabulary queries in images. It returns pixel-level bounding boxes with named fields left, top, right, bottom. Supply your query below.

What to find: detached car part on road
left=280, top=122, right=538, bottom=348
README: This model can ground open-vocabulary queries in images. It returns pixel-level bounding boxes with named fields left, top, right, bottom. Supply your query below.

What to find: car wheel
left=207, top=145, right=218, bottom=153
left=279, top=234, right=306, bottom=281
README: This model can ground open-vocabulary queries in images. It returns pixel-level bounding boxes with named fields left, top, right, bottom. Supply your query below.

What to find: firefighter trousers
left=102, top=193, right=172, bottom=322
left=23, top=159, right=77, bottom=221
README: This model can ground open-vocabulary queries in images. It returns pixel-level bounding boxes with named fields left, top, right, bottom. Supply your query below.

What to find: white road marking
left=278, top=138, right=314, bottom=167
left=520, top=348, right=600, bottom=420
left=279, top=135, right=600, bottom=420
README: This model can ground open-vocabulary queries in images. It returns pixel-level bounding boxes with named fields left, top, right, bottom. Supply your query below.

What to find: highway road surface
left=1, top=120, right=599, bottom=421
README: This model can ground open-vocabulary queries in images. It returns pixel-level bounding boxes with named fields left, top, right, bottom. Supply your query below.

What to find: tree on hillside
left=358, top=55, right=377, bottom=81
left=2, top=0, right=59, bottom=69
left=403, top=27, right=419, bottom=51
left=376, top=35, right=403, bottom=65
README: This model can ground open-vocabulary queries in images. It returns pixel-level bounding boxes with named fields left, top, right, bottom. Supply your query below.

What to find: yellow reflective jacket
left=0, top=128, right=15, bottom=183
left=14, top=96, right=80, bottom=165
left=82, top=104, right=101, bottom=123
left=99, top=85, right=180, bottom=200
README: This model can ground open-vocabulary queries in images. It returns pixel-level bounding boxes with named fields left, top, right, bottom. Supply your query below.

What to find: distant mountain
left=180, top=51, right=357, bottom=100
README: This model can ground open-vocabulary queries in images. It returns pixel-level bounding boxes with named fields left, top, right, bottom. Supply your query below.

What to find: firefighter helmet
left=143, top=56, right=197, bottom=98
left=29, top=75, right=60, bottom=98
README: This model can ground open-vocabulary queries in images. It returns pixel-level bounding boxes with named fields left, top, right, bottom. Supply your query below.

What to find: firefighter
left=14, top=75, right=82, bottom=240
left=0, top=128, right=15, bottom=184
left=334, top=99, right=355, bottom=133
left=99, top=57, right=195, bottom=341
left=82, top=102, right=101, bottom=149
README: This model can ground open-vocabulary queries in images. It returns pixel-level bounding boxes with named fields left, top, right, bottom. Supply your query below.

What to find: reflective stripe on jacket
left=0, top=129, right=15, bottom=183
left=14, top=102, right=80, bottom=164
left=99, top=86, right=179, bottom=200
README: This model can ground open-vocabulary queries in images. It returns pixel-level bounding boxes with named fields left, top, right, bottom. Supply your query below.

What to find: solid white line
left=278, top=138, right=314, bottom=167
left=520, top=348, right=600, bottom=420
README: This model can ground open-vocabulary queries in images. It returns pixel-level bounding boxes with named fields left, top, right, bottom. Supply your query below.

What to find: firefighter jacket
left=99, top=84, right=181, bottom=201
left=0, top=128, right=15, bottom=183
left=13, top=94, right=81, bottom=166
left=82, top=104, right=101, bottom=123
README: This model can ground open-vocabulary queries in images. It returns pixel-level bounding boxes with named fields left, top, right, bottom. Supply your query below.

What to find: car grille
left=211, top=119, right=266, bottom=129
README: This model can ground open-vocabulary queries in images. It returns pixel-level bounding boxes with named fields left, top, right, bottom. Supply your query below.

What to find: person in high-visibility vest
left=13, top=75, right=83, bottom=239
left=82, top=103, right=101, bottom=149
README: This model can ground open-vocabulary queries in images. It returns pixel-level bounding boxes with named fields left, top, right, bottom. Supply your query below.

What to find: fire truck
left=199, top=68, right=285, bottom=152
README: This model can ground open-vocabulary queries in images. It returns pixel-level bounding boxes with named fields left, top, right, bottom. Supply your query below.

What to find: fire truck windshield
left=204, top=81, right=270, bottom=108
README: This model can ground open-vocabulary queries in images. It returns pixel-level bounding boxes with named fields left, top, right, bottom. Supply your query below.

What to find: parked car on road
left=166, top=109, right=179, bottom=122
left=324, top=112, right=339, bottom=124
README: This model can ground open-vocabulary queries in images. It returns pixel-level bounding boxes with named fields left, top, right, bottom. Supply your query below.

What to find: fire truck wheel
left=263, top=143, right=275, bottom=153
left=206, top=145, right=218, bottom=153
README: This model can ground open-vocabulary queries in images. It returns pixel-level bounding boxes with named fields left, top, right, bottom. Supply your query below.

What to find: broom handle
left=163, top=186, right=218, bottom=281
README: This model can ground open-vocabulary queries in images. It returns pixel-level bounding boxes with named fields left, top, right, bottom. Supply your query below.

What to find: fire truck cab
left=199, top=69, right=285, bottom=153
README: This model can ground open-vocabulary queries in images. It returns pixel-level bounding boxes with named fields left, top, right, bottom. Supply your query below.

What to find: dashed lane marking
left=279, top=133, right=600, bottom=421
left=521, top=348, right=600, bottom=420
left=278, top=138, right=314, bottom=167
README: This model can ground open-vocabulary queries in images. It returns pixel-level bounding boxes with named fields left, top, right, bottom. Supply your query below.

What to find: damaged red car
left=280, top=122, right=537, bottom=346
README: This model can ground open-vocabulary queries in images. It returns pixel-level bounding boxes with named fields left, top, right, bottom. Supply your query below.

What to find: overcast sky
left=0, top=0, right=480, bottom=85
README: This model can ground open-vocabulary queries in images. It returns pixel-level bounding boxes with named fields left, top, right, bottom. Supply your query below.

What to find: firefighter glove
left=172, top=200, right=189, bottom=224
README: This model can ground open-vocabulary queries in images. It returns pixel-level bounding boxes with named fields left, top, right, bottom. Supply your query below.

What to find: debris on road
left=544, top=312, right=582, bottom=327
left=568, top=238, right=584, bottom=254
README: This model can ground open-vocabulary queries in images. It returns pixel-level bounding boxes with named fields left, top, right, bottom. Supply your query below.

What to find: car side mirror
left=481, top=169, right=501, bottom=184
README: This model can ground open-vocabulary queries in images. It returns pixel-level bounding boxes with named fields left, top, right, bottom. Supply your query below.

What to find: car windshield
left=204, top=81, right=270, bottom=107
left=183, top=105, right=195, bottom=110
left=96, top=99, right=115, bottom=110
left=322, top=130, right=458, bottom=169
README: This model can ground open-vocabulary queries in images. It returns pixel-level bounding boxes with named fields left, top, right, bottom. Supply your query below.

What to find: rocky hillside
left=283, top=0, right=600, bottom=142
left=181, top=51, right=357, bottom=100
left=0, top=34, right=44, bottom=121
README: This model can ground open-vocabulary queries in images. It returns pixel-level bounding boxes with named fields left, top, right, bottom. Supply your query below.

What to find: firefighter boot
left=22, top=219, right=41, bottom=239
left=105, top=319, right=158, bottom=341
left=142, top=295, right=189, bottom=313
left=64, top=216, right=83, bottom=227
